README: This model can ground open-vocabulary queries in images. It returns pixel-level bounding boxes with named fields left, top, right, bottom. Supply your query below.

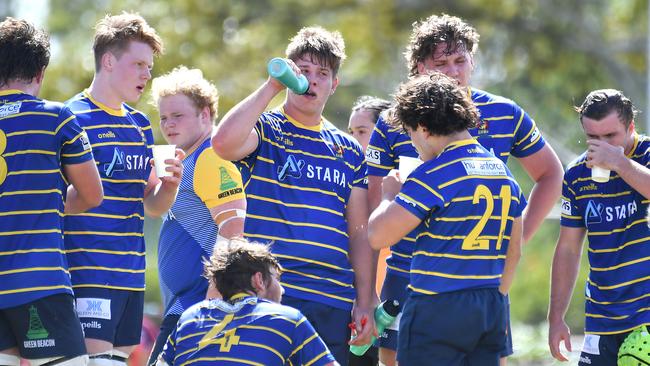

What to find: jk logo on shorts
left=277, top=155, right=305, bottom=181
left=76, top=298, right=111, bottom=320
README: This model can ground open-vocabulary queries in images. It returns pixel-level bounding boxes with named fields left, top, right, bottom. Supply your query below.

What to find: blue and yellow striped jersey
left=367, top=87, right=544, bottom=277
left=0, top=90, right=94, bottom=308
left=159, top=137, right=244, bottom=316
left=160, top=295, right=335, bottom=366
left=394, top=139, right=526, bottom=295
left=64, top=91, right=154, bottom=291
left=236, top=109, right=367, bottom=311
left=561, top=133, right=650, bottom=335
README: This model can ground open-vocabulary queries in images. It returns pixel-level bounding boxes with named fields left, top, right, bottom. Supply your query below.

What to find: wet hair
left=405, top=14, right=479, bottom=77
left=575, top=89, right=637, bottom=128
left=286, top=26, right=346, bottom=76
left=0, top=17, right=50, bottom=87
left=203, top=239, right=282, bottom=301
left=389, top=73, right=478, bottom=135
left=151, top=66, right=219, bottom=122
left=93, top=12, right=163, bottom=72
left=351, top=96, right=392, bottom=125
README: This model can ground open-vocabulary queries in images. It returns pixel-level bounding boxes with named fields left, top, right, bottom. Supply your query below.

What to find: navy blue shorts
left=282, top=295, right=351, bottom=366
left=73, top=288, right=144, bottom=347
left=397, top=288, right=507, bottom=366
left=147, top=314, right=180, bottom=366
left=0, top=294, right=86, bottom=359
left=502, top=297, right=513, bottom=357
left=578, top=332, right=631, bottom=366
left=377, top=272, right=409, bottom=351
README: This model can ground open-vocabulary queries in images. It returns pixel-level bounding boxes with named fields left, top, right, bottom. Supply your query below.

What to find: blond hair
left=150, top=66, right=219, bottom=121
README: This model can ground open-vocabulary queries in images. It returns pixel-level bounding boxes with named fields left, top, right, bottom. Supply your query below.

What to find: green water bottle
left=349, top=299, right=401, bottom=356
left=267, top=57, right=309, bottom=95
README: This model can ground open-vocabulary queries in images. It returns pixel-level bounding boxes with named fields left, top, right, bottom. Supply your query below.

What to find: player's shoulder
left=255, top=299, right=304, bottom=323
left=472, top=88, right=519, bottom=108
left=195, top=138, right=235, bottom=167
left=64, top=92, right=92, bottom=111
left=565, top=152, right=588, bottom=178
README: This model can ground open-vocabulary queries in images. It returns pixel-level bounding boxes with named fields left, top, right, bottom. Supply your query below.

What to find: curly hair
left=576, top=89, right=638, bottom=128
left=286, top=26, right=346, bottom=76
left=389, top=73, right=478, bottom=136
left=203, top=239, right=282, bottom=301
left=405, top=14, right=479, bottom=77
left=151, top=66, right=219, bottom=122
left=0, top=17, right=50, bottom=87
left=93, top=12, right=163, bottom=71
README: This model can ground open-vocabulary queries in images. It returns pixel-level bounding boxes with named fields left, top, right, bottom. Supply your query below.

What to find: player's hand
left=548, top=319, right=572, bottom=362
left=266, top=58, right=302, bottom=93
left=586, top=139, right=625, bottom=171
left=349, top=303, right=375, bottom=346
left=157, top=148, right=185, bottom=186
left=381, top=170, right=402, bottom=201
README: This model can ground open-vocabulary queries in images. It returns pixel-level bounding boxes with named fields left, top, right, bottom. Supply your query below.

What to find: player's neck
left=2, top=79, right=40, bottom=97
left=88, top=75, right=123, bottom=110
left=283, top=100, right=323, bottom=127
left=433, top=130, right=474, bottom=155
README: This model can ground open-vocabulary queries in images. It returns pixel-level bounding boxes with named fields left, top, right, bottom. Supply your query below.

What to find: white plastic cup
left=152, top=145, right=176, bottom=177
left=591, top=166, right=610, bottom=183
left=398, top=156, right=423, bottom=182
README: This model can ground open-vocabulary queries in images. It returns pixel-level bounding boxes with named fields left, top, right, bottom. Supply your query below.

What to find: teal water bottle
left=349, top=300, right=401, bottom=356
left=267, top=57, right=309, bottom=95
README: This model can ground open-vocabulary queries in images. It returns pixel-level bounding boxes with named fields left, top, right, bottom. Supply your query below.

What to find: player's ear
left=251, top=272, right=265, bottom=294
left=101, top=51, right=115, bottom=72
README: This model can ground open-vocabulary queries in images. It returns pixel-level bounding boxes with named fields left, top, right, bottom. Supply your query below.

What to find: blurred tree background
left=2, top=0, right=647, bottom=363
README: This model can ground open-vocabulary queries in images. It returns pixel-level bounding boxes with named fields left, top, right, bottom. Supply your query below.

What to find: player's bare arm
left=499, top=216, right=523, bottom=295
left=517, top=144, right=563, bottom=243
left=548, top=226, right=587, bottom=362
left=63, top=160, right=104, bottom=214
left=346, top=187, right=377, bottom=346
left=213, top=69, right=294, bottom=161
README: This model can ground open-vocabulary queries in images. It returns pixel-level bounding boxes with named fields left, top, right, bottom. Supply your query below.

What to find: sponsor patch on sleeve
left=561, top=199, right=572, bottom=216
left=79, top=131, right=92, bottom=151
left=366, top=147, right=381, bottom=165
left=530, top=127, right=540, bottom=142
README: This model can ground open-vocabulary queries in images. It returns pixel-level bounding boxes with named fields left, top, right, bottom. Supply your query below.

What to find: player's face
left=109, top=41, right=154, bottom=103
left=581, top=111, right=635, bottom=152
left=159, top=94, right=212, bottom=152
left=406, top=125, right=434, bottom=160
left=417, top=43, right=473, bottom=87
left=287, top=55, right=338, bottom=117
left=348, top=109, right=375, bottom=151
left=261, top=268, right=283, bottom=303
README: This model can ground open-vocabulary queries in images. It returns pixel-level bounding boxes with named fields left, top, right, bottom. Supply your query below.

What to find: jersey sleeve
left=159, top=326, right=178, bottom=365
left=510, top=105, right=546, bottom=158
left=290, top=315, right=336, bottom=366
left=57, top=107, right=94, bottom=165
left=367, top=116, right=395, bottom=177
left=560, top=169, right=583, bottom=227
left=194, top=149, right=245, bottom=208
left=395, top=167, right=444, bottom=220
